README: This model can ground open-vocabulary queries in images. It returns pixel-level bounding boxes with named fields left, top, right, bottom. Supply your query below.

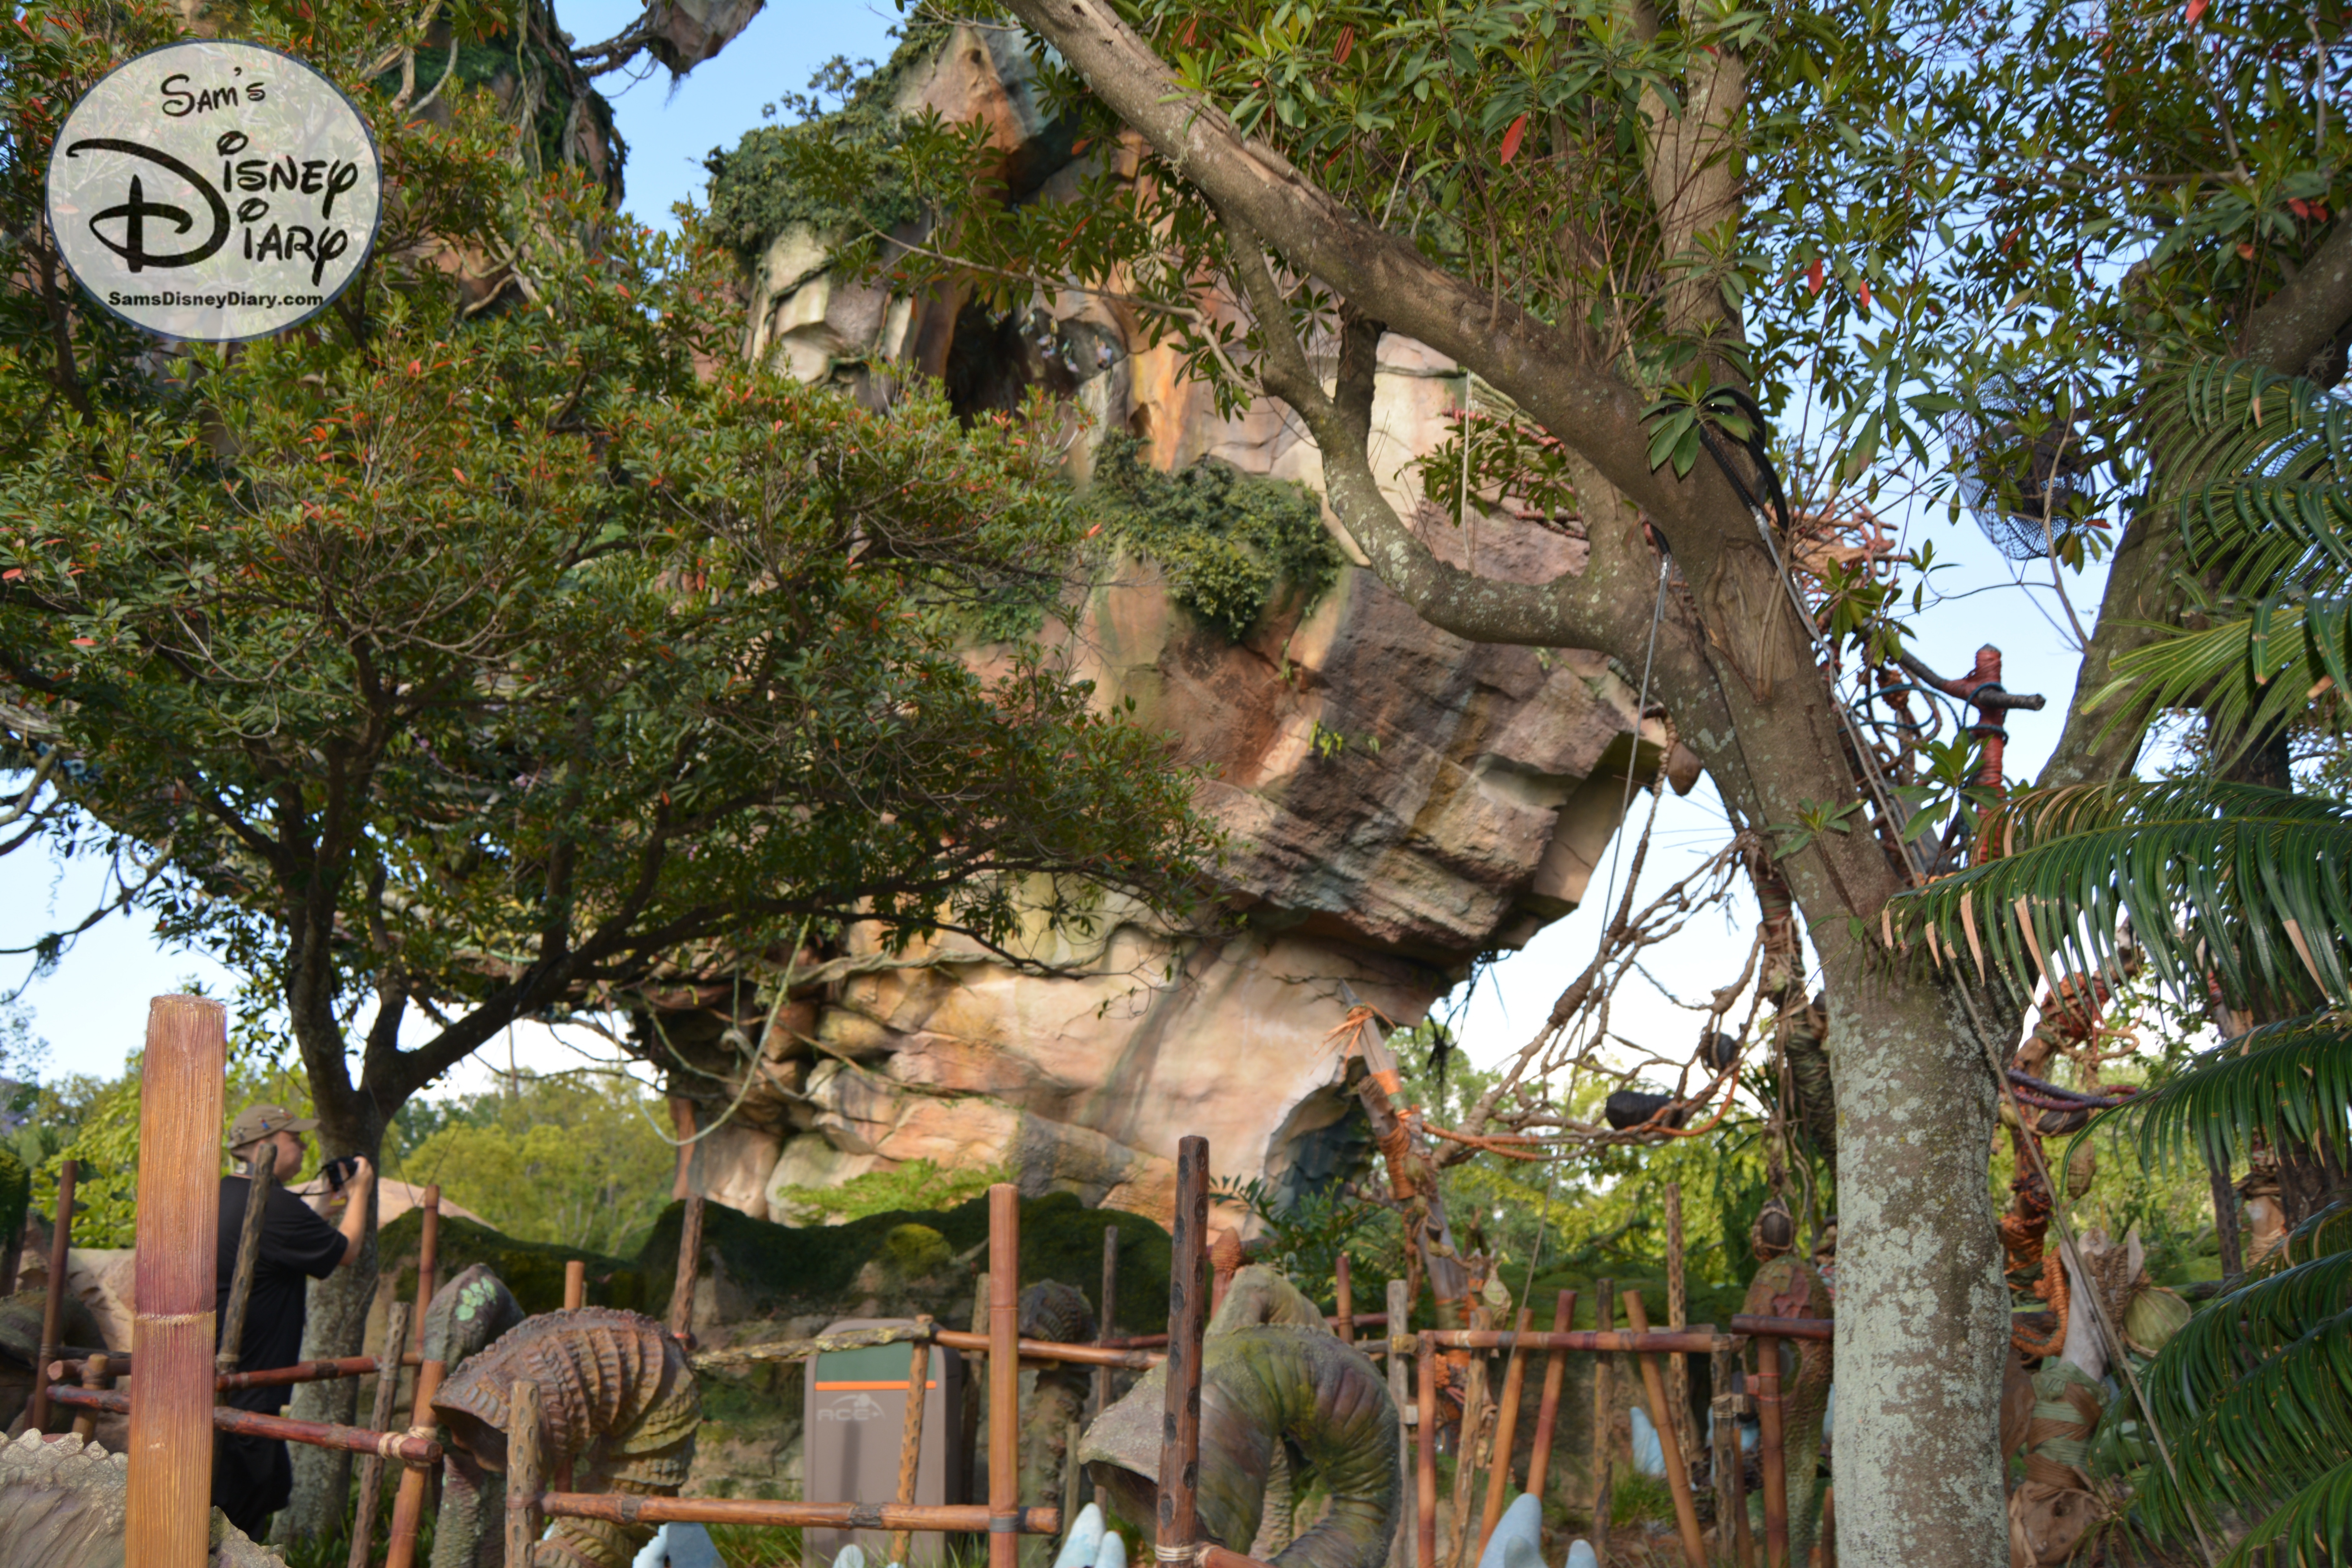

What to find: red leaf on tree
left=1499, top=114, right=1529, bottom=165
left=1858, top=279, right=1873, bottom=313
left=1807, top=257, right=1825, bottom=295
left=2185, top=0, right=2207, bottom=22
left=1336, top=24, right=1355, bottom=63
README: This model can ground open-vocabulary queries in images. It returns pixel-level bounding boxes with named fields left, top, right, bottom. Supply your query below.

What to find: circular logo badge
left=46, top=39, right=382, bottom=342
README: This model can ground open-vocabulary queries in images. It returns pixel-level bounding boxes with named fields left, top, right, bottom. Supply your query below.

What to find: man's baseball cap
left=229, top=1103, right=319, bottom=1148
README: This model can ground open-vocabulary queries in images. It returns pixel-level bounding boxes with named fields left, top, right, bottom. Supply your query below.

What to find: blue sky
left=3, top=2, right=2113, bottom=1095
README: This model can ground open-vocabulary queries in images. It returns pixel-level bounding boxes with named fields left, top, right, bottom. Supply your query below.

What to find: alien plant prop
left=432, top=1307, right=700, bottom=1568
left=1079, top=1266, right=1399, bottom=1568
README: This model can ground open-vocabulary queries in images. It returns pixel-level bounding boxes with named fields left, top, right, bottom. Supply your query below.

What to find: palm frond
left=2143, top=358, right=2352, bottom=597
left=2090, top=361, right=2352, bottom=758
left=1886, top=781, right=2352, bottom=1013
left=2092, top=1013, right=2352, bottom=1176
left=2100, top=1249, right=2352, bottom=1562
left=2092, top=595, right=2352, bottom=747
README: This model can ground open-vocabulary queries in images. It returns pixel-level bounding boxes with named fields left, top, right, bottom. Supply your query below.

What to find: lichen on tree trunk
left=1822, top=961, right=2009, bottom=1567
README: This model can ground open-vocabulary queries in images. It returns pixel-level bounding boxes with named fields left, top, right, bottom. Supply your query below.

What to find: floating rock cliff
left=672, top=24, right=1654, bottom=1226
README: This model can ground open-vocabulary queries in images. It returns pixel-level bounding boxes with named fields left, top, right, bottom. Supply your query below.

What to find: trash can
left=803, top=1319, right=966, bottom=1567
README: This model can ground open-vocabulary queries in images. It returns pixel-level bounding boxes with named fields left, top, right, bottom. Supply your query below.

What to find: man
left=214, top=1102, right=374, bottom=1539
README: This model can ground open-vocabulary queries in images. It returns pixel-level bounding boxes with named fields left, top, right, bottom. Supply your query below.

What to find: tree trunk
left=1822, top=950, right=2010, bottom=1568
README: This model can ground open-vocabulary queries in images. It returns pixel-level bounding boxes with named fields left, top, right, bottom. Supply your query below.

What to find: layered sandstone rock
left=679, top=26, right=1652, bottom=1225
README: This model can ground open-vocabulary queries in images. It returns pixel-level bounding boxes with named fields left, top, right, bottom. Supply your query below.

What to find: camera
left=319, top=1154, right=361, bottom=1191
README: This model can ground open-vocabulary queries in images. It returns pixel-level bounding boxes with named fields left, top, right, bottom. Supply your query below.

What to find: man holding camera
left=213, top=1102, right=375, bottom=1537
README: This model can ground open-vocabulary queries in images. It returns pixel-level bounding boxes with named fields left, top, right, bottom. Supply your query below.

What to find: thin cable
left=1595, top=554, right=1673, bottom=920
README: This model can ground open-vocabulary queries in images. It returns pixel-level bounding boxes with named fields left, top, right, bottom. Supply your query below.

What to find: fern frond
left=1887, top=781, right=2352, bottom=1012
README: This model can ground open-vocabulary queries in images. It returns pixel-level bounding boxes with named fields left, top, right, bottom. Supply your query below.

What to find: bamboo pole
left=387, top=1182, right=445, bottom=1568
left=1094, top=1225, right=1120, bottom=1422
left=1591, top=1281, right=1614, bottom=1567
left=1415, top=1333, right=1437, bottom=1568
left=347, top=1300, right=414, bottom=1568
left=1665, top=1184, right=1700, bottom=1475
left=532, top=1496, right=1062, bottom=1533
left=1476, top=1307, right=1533, bottom=1554
left=1752, top=1340, right=1788, bottom=1568
left=889, top=1316, right=934, bottom=1567
left=125, top=995, right=228, bottom=1568
left=1523, top=1290, right=1574, bottom=1507
left=1711, top=1342, right=1751, bottom=1568
left=68, top=1352, right=111, bottom=1441
left=1622, top=1292, right=1707, bottom=1568
left=1387, top=1279, right=1415, bottom=1568
left=1419, top=1329, right=1729, bottom=1354
left=934, top=1329, right=1161, bottom=1370
left=667, top=1193, right=705, bottom=1344
left=1334, top=1254, right=1354, bottom=1344
left=988, top=1184, right=1021, bottom=1568
left=51, top=1350, right=423, bottom=1385
left=28, top=1156, right=77, bottom=1434
left=1158, top=1137, right=1210, bottom=1563
left=411, top=1185, right=442, bottom=1355
left=215, top=1140, right=278, bottom=1375
left=1727, top=1315, right=1832, bottom=1342
left=506, top=1377, right=544, bottom=1568
left=1444, top=1305, right=1490, bottom=1568
left=47, top=1385, right=442, bottom=1463
left=385, top=1355, right=447, bottom=1568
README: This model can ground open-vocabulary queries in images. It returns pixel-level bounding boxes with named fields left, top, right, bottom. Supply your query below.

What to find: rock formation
left=674, top=24, right=1656, bottom=1226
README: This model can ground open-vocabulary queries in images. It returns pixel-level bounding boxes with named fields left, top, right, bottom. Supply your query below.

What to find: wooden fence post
left=989, top=1185, right=1021, bottom=1568
left=216, top=1140, right=278, bottom=1375
left=1753, top=1338, right=1788, bottom=1568
left=668, top=1193, right=705, bottom=1344
left=890, top=1315, right=935, bottom=1567
left=1334, top=1254, right=1354, bottom=1344
left=1157, top=1137, right=1210, bottom=1565
left=563, top=1260, right=586, bottom=1312
left=1476, top=1307, right=1533, bottom=1554
left=1623, top=1292, right=1707, bottom=1568
left=1094, top=1225, right=1120, bottom=1422
left=1524, top=1290, right=1574, bottom=1507
left=347, top=1300, right=414, bottom=1568
left=1711, top=1341, right=1752, bottom=1568
left=1592, top=1281, right=1615, bottom=1566
left=1386, top=1279, right=1415, bottom=1568
left=1414, top=1333, right=1436, bottom=1568
left=388, top=1186, right=446, bottom=1568
left=27, top=1155, right=77, bottom=1434
left=124, top=996, right=228, bottom=1568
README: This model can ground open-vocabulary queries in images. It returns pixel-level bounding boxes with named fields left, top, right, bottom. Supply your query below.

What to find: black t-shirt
left=215, top=1176, right=347, bottom=1412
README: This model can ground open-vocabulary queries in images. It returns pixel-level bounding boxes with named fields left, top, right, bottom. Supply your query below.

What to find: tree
left=0, top=0, right=1212, bottom=1531
left=386, top=1073, right=675, bottom=1256
left=768, top=0, right=2351, bottom=1557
